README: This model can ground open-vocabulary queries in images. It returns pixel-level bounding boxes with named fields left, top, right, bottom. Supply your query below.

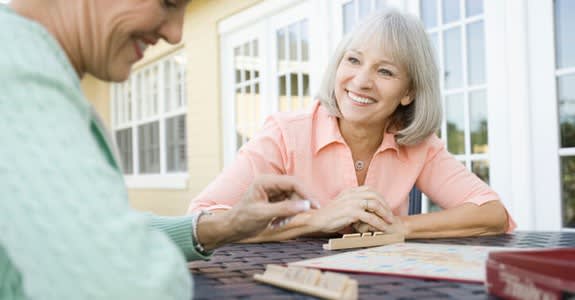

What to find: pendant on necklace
left=354, top=160, right=365, bottom=171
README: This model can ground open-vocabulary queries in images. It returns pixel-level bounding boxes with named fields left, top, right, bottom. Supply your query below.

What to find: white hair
left=316, top=9, right=442, bottom=146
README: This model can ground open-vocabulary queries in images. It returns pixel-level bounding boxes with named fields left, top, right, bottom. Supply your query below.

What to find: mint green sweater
left=0, top=5, right=208, bottom=299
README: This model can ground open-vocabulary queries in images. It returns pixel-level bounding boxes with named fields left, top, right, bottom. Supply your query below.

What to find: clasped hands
left=307, top=186, right=407, bottom=236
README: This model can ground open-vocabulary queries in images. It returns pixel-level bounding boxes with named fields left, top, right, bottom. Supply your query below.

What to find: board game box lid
left=486, top=248, right=575, bottom=300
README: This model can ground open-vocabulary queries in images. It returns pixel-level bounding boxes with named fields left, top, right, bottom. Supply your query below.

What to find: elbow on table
left=483, top=201, right=510, bottom=235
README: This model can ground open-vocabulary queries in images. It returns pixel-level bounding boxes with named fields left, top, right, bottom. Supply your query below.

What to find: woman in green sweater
left=0, top=0, right=318, bottom=299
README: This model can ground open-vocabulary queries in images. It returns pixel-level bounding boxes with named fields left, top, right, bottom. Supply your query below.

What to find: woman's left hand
left=351, top=188, right=408, bottom=236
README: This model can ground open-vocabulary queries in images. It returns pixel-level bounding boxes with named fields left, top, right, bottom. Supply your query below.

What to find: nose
left=352, top=67, right=373, bottom=89
left=158, top=10, right=185, bottom=44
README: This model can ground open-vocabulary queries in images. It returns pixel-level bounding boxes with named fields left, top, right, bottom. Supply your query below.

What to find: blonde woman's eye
left=347, top=56, right=360, bottom=64
left=378, top=68, right=393, bottom=76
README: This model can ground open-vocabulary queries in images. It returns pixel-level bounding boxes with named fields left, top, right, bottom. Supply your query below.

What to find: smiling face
left=85, top=0, right=188, bottom=81
left=334, top=41, right=412, bottom=129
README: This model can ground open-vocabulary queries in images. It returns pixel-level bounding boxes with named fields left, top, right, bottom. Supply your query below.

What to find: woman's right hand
left=196, top=174, right=319, bottom=250
left=307, top=186, right=394, bottom=233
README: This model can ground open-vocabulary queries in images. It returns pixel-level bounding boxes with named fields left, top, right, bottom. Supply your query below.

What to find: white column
left=526, top=0, right=561, bottom=230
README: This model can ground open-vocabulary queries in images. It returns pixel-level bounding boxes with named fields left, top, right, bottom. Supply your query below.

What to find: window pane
left=562, top=156, right=575, bottom=228
left=124, top=81, right=132, bottom=123
left=277, top=29, right=286, bottom=61
left=469, top=90, right=488, bottom=154
left=234, top=47, right=242, bottom=84
left=301, top=20, right=309, bottom=61
left=278, top=75, right=289, bottom=112
left=243, top=42, right=250, bottom=57
left=420, top=0, right=438, bottom=29
left=142, top=70, right=150, bottom=118
left=555, top=0, right=575, bottom=69
left=176, top=57, right=186, bottom=108
left=164, top=60, right=172, bottom=112
left=558, top=74, right=575, bottom=148
left=430, top=32, right=439, bottom=63
left=290, top=73, right=300, bottom=111
left=303, top=73, right=310, bottom=96
left=443, top=27, right=463, bottom=89
left=467, top=21, right=485, bottom=85
left=151, top=66, right=159, bottom=116
left=136, top=73, right=143, bottom=121
left=252, top=40, right=259, bottom=57
left=113, top=86, right=119, bottom=125
left=303, top=74, right=311, bottom=108
left=288, top=23, right=298, bottom=61
left=445, top=93, right=465, bottom=154
left=375, top=0, right=386, bottom=11
left=442, top=0, right=460, bottom=24
left=290, top=73, right=299, bottom=96
left=138, top=121, right=160, bottom=174
left=465, top=0, right=483, bottom=17
left=472, top=160, right=490, bottom=184
left=359, top=0, right=371, bottom=18
left=343, top=2, right=356, bottom=34
left=166, top=115, right=187, bottom=172
left=234, top=87, right=246, bottom=151
left=115, top=128, right=133, bottom=174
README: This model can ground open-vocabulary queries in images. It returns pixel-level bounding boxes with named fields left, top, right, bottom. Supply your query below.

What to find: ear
left=400, top=90, right=414, bottom=106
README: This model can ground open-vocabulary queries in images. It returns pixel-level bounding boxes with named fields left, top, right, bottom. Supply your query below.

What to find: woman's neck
left=11, top=0, right=85, bottom=78
left=338, top=119, right=386, bottom=157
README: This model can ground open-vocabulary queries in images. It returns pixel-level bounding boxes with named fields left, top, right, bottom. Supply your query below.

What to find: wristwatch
left=191, top=210, right=213, bottom=255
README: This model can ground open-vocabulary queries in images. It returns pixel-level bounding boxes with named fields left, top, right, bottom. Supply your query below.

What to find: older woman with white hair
left=0, top=0, right=319, bottom=299
left=189, top=9, right=515, bottom=241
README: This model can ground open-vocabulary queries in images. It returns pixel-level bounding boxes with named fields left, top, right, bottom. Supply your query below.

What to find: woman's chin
left=104, top=65, right=132, bottom=83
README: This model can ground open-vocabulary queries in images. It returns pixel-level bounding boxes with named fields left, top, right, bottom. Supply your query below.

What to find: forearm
left=401, top=201, right=509, bottom=239
left=240, top=213, right=319, bottom=243
left=196, top=211, right=240, bottom=251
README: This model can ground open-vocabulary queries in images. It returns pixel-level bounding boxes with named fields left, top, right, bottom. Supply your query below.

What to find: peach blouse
left=188, top=102, right=515, bottom=231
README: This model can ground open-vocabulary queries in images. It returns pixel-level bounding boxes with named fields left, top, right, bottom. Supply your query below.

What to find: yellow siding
left=81, top=75, right=110, bottom=125
left=81, top=0, right=262, bottom=215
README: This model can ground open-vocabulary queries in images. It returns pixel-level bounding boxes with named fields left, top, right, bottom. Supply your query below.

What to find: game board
left=290, top=243, right=525, bottom=283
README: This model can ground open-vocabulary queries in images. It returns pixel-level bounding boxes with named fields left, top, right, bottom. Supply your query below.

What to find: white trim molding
left=125, top=174, right=189, bottom=189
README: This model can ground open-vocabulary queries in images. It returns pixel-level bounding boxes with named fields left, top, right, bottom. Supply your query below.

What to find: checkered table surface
left=189, top=231, right=575, bottom=299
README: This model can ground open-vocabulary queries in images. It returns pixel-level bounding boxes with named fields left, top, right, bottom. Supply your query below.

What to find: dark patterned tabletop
left=188, top=231, right=575, bottom=299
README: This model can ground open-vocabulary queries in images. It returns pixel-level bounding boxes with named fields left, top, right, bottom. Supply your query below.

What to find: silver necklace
left=354, top=160, right=365, bottom=171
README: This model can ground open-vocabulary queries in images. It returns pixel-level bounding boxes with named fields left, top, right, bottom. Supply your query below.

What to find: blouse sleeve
left=416, top=136, right=516, bottom=231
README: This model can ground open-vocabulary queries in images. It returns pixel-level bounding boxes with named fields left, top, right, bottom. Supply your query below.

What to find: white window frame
left=331, top=0, right=405, bottom=43
left=527, top=0, right=569, bottom=230
left=110, top=51, right=189, bottom=189
left=221, top=0, right=555, bottom=229
left=406, top=0, right=514, bottom=216
left=219, top=0, right=330, bottom=165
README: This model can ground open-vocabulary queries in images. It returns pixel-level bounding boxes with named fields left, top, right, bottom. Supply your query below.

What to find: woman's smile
left=347, top=90, right=377, bottom=105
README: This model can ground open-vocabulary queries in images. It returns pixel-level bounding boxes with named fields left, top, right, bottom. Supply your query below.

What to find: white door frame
left=527, top=0, right=563, bottom=230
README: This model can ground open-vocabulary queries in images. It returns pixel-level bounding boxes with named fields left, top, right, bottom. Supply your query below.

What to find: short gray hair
left=316, top=9, right=442, bottom=146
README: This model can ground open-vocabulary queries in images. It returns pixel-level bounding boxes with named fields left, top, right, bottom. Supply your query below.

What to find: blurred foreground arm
left=196, top=175, right=317, bottom=251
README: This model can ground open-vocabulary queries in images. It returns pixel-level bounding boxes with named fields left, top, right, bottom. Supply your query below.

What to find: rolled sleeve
left=149, top=215, right=213, bottom=261
left=417, top=137, right=516, bottom=232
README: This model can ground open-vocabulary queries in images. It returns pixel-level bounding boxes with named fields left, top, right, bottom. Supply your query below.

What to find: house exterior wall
left=81, top=0, right=575, bottom=230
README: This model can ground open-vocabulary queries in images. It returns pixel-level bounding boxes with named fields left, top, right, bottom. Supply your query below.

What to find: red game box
left=486, top=248, right=575, bottom=300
